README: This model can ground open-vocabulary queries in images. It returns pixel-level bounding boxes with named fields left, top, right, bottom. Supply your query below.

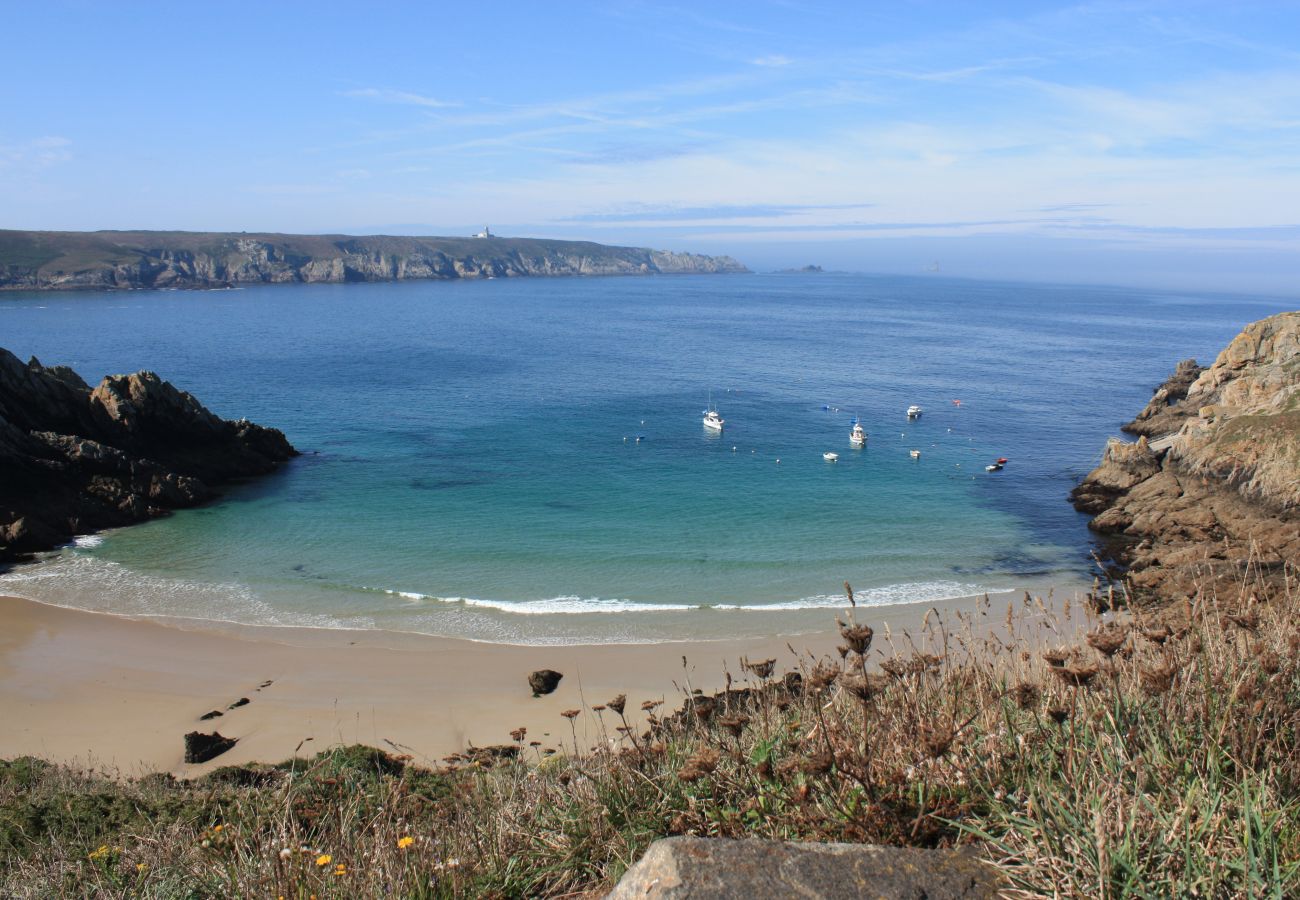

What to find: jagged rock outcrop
left=606, top=837, right=1002, bottom=899
left=0, top=230, right=748, bottom=291
left=0, top=348, right=296, bottom=562
left=1071, top=312, right=1300, bottom=602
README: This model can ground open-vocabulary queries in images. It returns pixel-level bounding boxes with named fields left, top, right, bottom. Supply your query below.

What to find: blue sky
left=4, top=1, right=1300, bottom=291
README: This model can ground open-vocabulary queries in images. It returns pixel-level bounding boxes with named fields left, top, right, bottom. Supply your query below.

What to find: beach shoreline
left=0, top=587, right=1068, bottom=777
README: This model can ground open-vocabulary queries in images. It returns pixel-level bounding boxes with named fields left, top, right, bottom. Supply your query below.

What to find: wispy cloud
left=564, top=202, right=877, bottom=223
left=343, top=88, right=459, bottom=109
left=752, top=54, right=792, bottom=67
left=0, top=135, right=72, bottom=170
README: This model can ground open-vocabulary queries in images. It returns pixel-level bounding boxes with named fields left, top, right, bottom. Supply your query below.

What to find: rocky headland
left=0, top=349, right=296, bottom=562
left=0, top=230, right=748, bottom=291
left=1071, top=311, right=1300, bottom=603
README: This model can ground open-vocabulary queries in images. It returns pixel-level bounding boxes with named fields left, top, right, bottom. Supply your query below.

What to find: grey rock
left=606, top=836, right=1002, bottom=899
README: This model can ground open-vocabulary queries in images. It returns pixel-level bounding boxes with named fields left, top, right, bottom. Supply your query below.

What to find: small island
left=774, top=264, right=824, bottom=274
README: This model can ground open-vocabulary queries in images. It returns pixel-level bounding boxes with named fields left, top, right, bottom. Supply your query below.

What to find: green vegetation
left=3, top=571, right=1298, bottom=898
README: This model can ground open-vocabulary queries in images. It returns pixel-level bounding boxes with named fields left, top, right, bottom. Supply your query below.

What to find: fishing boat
left=702, top=392, right=724, bottom=431
left=823, top=452, right=839, bottom=462
left=849, top=418, right=867, bottom=446
left=907, top=405, right=923, bottom=418
left=910, top=449, right=921, bottom=459
left=986, top=456, right=1008, bottom=472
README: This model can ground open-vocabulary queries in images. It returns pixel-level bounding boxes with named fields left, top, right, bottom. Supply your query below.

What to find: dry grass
left=3, top=566, right=1299, bottom=898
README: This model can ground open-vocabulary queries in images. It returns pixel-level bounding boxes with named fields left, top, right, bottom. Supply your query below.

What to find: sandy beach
left=0, top=590, right=1034, bottom=778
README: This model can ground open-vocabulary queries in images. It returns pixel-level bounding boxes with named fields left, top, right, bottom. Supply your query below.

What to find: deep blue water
left=1, top=273, right=1292, bottom=642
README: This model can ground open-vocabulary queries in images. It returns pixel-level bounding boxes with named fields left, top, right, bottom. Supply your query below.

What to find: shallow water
left=1, top=273, right=1292, bottom=642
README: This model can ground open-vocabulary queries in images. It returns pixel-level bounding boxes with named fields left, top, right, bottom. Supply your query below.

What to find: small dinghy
left=910, top=449, right=921, bottom=459
left=986, top=457, right=1008, bottom=472
left=907, top=405, right=923, bottom=418
left=823, top=452, right=839, bottom=462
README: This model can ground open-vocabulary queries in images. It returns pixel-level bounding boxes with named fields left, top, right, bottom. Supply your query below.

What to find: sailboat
left=702, top=392, right=724, bottom=431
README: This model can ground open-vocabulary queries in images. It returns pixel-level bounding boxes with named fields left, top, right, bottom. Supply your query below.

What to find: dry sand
left=0, top=589, right=1049, bottom=778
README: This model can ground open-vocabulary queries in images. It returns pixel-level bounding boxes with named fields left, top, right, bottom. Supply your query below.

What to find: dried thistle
left=1053, top=663, right=1099, bottom=687
left=1047, top=705, right=1070, bottom=725
left=744, top=657, right=777, bottom=679
left=717, top=714, right=750, bottom=738
left=1011, top=681, right=1041, bottom=710
left=692, top=696, right=716, bottom=721
left=842, top=673, right=888, bottom=702
left=808, top=661, right=840, bottom=692
left=801, top=750, right=834, bottom=775
left=918, top=724, right=954, bottom=758
left=1087, top=625, right=1128, bottom=658
left=607, top=694, right=627, bottom=716
left=678, top=747, right=721, bottom=782
left=640, top=699, right=662, bottom=712
left=837, top=620, right=874, bottom=656
left=1258, top=649, right=1282, bottom=675
left=1141, top=625, right=1174, bottom=645
left=560, top=709, right=581, bottom=720
left=1042, top=647, right=1070, bottom=668
left=1140, top=660, right=1177, bottom=696
left=509, top=727, right=526, bottom=742
left=1228, top=609, right=1260, bottom=632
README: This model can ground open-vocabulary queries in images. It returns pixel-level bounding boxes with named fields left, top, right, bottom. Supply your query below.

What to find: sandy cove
left=0, top=591, right=1043, bottom=778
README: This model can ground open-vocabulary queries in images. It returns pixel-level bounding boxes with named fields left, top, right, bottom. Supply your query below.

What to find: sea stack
left=1070, top=311, right=1300, bottom=602
left=0, top=348, right=297, bottom=562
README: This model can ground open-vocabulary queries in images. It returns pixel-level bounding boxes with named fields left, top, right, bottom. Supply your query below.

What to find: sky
left=3, top=0, right=1300, bottom=293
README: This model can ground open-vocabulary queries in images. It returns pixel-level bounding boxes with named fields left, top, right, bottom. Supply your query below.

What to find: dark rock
left=227, top=697, right=250, bottom=710
left=606, top=836, right=1002, bottom=899
left=528, top=669, right=563, bottom=696
left=199, top=710, right=223, bottom=721
left=0, top=348, right=297, bottom=562
left=184, top=731, right=238, bottom=764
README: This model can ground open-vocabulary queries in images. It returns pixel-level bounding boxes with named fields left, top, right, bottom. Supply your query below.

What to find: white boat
left=907, top=405, right=923, bottom=418
left=910, top=449, right=921, bottom=459
left=702, top=393, right=724, bottom=431
left=823, top=452, right=839, bottom=461
left=849, top=418, right=867, bottom=446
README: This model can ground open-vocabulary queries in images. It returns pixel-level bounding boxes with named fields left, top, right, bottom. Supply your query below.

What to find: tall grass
left=2, top=566, right=1297, bottom=898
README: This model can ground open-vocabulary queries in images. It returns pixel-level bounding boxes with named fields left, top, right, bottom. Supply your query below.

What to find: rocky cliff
left=1071, top=311, right=1300, bottom=602
left=0, top=349, right=296, bottom=562
left=0, top=231, right=748, bottom=290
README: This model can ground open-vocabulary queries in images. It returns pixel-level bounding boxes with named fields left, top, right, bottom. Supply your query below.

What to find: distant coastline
left=0, top=229, right=748, bottom=291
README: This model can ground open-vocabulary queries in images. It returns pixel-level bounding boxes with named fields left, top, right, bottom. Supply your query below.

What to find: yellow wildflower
left=136, top=863, right=148, bottom=873
left=212, top=824, right=223, bottom=833
left=333, top=863, right=347, bottom=876
left=88, top=845, right=109, bottom=861
left=315, top=853, right=332, bottom=867
left=397, top=836, right=414, bottom=850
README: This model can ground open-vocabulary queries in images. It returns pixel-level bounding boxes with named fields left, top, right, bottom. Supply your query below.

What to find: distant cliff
left=0, top=230, right=748, bottom=290
left=0, top=349, right=296, bottom=562
left=1071, top=311, right=1299, bottom=602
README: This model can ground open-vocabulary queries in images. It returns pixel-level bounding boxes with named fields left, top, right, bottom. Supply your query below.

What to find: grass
left=2, top=568, right=1298, bottom=898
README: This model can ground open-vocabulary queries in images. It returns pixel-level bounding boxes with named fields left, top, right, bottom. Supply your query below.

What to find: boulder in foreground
left=606, top=836, right=1002, bottom=899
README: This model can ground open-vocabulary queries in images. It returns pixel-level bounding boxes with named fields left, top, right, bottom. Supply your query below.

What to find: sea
left=0, top=273, right=1293, bottom=644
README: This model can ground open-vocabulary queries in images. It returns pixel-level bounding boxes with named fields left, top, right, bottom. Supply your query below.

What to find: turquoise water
left=1, top=274, right=1293, bottom=643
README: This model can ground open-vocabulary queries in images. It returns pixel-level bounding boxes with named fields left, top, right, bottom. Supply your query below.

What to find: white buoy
left=776, top=458, right=781, bottom=464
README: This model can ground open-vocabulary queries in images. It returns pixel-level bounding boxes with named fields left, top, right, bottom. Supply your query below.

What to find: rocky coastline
left=0, top=349, right=296, bottom=563
left=0, top=230, right=748, bottom=291
left=1071, top=311, right=1299, bottom=604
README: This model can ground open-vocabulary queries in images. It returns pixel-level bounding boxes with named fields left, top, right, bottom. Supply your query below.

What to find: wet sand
left=0, top=589, right=1060, bottom=777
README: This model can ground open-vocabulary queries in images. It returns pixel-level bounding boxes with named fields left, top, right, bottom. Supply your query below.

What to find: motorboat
left=702, top=392, right=724, bottom=431
left=907, top=405, right=923, bottom=418
left=986, top=456, right=1008, bottom=472
left=823, top=452, right=839, bottom=462
left=910, top=449, right=921, bottom=459
left=849, top=418, right=867, bottom=446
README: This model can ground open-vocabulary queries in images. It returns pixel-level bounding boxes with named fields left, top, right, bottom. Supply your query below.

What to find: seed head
left=837, top=620, right=874, bottom=655
left=607, top=694, right=627, bottom=715
left=1011, top=681, right=1041, bottom=710
left=560, top=709, right=581, bottom=720
left=1086, top=624, right=1128, bottom=658
left=744, top=657, right=776, bottom=679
